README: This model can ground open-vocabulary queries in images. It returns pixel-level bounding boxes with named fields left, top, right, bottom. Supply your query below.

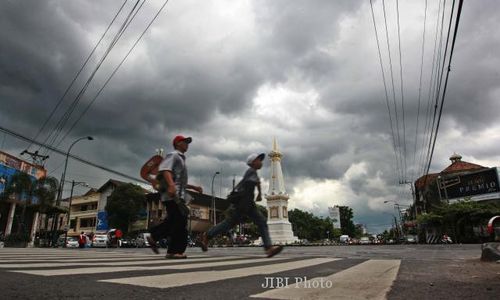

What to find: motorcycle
left=441, top=235, right=453, bottom=244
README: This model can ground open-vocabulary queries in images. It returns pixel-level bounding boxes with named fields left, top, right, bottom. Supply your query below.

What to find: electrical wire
left=27, top=0, right=128, bottom=152
left=412, top=0, right=428, bottom=181
left=396, top=0, right=407, bottom=182
left=382, top=0, right=404, bottom=183
left=0, top=125, right=147, bottom=183
left=425, top=0, right=462, bottom=176
left=42, top=0, right=144, bottom=156
left=369, top=0, right=402, bottom=185
left=58, top=0, right=171, bottom=145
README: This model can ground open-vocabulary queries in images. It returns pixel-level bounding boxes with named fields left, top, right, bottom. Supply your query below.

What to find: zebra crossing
left=0, top=248, right=401, bottom=299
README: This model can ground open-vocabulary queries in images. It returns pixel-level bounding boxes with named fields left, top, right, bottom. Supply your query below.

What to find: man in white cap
left=200, top=153, right=283, bottom=258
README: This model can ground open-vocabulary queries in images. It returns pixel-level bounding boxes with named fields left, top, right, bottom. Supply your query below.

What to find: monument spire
left=264, top=138, right=298, bottom=244
left=268, top=138, right=287, bottom=197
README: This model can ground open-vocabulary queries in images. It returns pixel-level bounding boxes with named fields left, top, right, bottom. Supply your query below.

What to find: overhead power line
left=40, top=0, right=144, bottom=156
left=412, top=0, right=428, bottom=181
left=0, top=125, right=147, bottom=184
left=395, top=0, right=407, bottom=182
left=382, top=0, right=404, bottom=183
left=369, top=0, right=402, bottom=184
left=27, top=0, right=128, bottom=152
left=424, top=0, right=463, bottom=176
left=58, top=0, right=171, bottom=145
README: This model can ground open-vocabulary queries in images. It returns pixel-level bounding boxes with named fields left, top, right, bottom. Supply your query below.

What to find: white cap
left=246, top=153, right=265, bottom=166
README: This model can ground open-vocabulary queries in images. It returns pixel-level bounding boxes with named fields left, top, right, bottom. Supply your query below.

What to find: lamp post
left=211, top=171, right=220, bottom=225
left=63, top=180, right=89, bottom=247
left=52, top=136, right=93, bottom=245
left=384, top=200, right=410, bottom=239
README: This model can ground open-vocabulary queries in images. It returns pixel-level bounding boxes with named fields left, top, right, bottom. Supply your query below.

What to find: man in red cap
left=148, top=135, right=203, bottom=259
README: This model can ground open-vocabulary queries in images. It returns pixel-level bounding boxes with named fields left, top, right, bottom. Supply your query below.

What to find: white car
left=359, top=237, right=371, bottom=245
left=92, top=234, right=108, bottom=248
left=66, top=237, right=79, bottom=248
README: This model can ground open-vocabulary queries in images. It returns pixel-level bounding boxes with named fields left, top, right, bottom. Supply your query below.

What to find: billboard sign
left=442, top=168, right=500, bottom=201
left=328, top=206, right=341, bottom=229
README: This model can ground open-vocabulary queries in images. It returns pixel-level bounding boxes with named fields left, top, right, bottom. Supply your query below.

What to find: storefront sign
left=442, top=168, right=499, bottom=200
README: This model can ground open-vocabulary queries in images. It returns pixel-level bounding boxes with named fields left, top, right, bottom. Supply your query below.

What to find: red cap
left=172, top=135, right=192, bottom=147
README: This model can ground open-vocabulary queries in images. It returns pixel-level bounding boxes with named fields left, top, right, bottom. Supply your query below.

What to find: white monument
left=265, top=139, right=299, bottom=244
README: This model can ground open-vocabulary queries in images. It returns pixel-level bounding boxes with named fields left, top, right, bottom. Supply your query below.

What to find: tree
left=416, top=200, right=500, bottom=243
left=338, top=206, right=357, bottom=237
left=0, top=172, right=35, bottom=235
left=105, top=183, right=146, bottom=233
left=288, top=209, right=334, bottom=241
left=32, top=176, right=59, bottom=241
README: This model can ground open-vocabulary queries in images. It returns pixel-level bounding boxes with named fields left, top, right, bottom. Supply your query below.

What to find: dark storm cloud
left=2, top=0, right=500, bottom=233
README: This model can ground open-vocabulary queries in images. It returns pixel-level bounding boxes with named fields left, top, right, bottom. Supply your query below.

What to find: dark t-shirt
left=234, top=167, right=260, bottom=207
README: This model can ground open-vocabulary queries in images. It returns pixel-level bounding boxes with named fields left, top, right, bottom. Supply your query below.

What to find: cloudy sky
left=1, top=0, right=499, bottom=233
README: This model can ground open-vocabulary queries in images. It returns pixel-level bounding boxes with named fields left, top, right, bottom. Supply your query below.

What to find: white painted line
left=250, top=259, right=401, bottom=300
left=0, top=254, right=210, bottom=263
left=9, top=256, right=268, bottom=276
left=100, top=258, right=338, bottom=289
left=0, top=257, right=160, bottom=262
left=0, top=256, right=240, bottom=269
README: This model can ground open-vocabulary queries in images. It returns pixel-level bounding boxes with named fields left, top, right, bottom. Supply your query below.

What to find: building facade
left=414, top=153, right=499, bottom=213
left=0, top=150, right=47, bottom=242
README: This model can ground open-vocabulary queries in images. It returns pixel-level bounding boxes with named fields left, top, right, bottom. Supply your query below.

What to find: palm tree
left=0, top=172, right=34, bottom=235
left=32, top=176, right=59, bottom=245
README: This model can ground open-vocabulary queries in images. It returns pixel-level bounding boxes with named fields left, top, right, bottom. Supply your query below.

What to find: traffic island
left=480, top=242, right=500, bottom=262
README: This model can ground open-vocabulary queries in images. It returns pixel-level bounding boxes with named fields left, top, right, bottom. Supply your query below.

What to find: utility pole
left=20, top=149, right=49, bottom=166
left=400, top=180, right=417, bottom=219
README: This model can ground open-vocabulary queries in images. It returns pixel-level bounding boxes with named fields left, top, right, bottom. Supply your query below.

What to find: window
left=282, top=207, right=288, bottom=218
left=80, top=217, right=96, bottom=228
left=270, top=207, right=279, bottom=219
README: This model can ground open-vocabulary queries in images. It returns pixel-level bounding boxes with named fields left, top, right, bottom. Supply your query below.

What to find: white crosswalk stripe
left=100, top=257, right=338, bottom=288
left=0, top=249, right=401, bottom=299
left=250, top=259, right=401, bottom=300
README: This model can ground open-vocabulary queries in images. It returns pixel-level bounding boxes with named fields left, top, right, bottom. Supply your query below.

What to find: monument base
left=268, top=220, right=299, bottom=244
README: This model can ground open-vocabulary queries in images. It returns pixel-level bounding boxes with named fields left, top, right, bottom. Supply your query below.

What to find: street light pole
left=63, top=180, right=89, bottom=247
left=52, top=136, right=93, bottom=246
left=211, top=171, right=220, bottom=225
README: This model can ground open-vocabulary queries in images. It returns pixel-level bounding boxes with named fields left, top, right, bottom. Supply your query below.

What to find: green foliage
left=338, top=206, right=358, bottom=238
left=105, top=184, right=146, bottom=233
left=33, top=176, right=58, bottom=212
left=288, top=209, right=335, bottom=241
left=1, top=172, right=33, bottom=202
left=417, top=200, right=500, bottom=243
left=416, top=213, right=443, bottom=226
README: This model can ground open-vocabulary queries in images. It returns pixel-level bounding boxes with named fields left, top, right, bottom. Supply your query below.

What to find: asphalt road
left=0, top=244, right=499, bottom=300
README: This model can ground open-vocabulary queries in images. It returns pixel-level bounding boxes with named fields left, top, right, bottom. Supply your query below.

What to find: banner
left=96, top=211, right=109, bottom=231
left=441, top=167, right=499, bottom=200
left=328, top=206, right=341, bottom=229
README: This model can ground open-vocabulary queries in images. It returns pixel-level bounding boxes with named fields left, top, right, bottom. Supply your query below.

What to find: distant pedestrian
left=200, top=153, right=283, bottom=258
left=147, top=135, right=203, bottom=259
left=78, top=232, right=86, bottom=249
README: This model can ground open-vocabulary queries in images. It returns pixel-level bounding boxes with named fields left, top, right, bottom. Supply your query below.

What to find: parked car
left=66, top=237, right=79, bottom=248
left=135, top=233, right=151, bottom=248
left=339, top=235, right=350, bottom=244
left=92, top=234, right=108, bottom=248
left=359, top=236, right=371, bottom=245
left=405, top=235, right=418, bottom=244
left=119, top=238, right=136, bottom=248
